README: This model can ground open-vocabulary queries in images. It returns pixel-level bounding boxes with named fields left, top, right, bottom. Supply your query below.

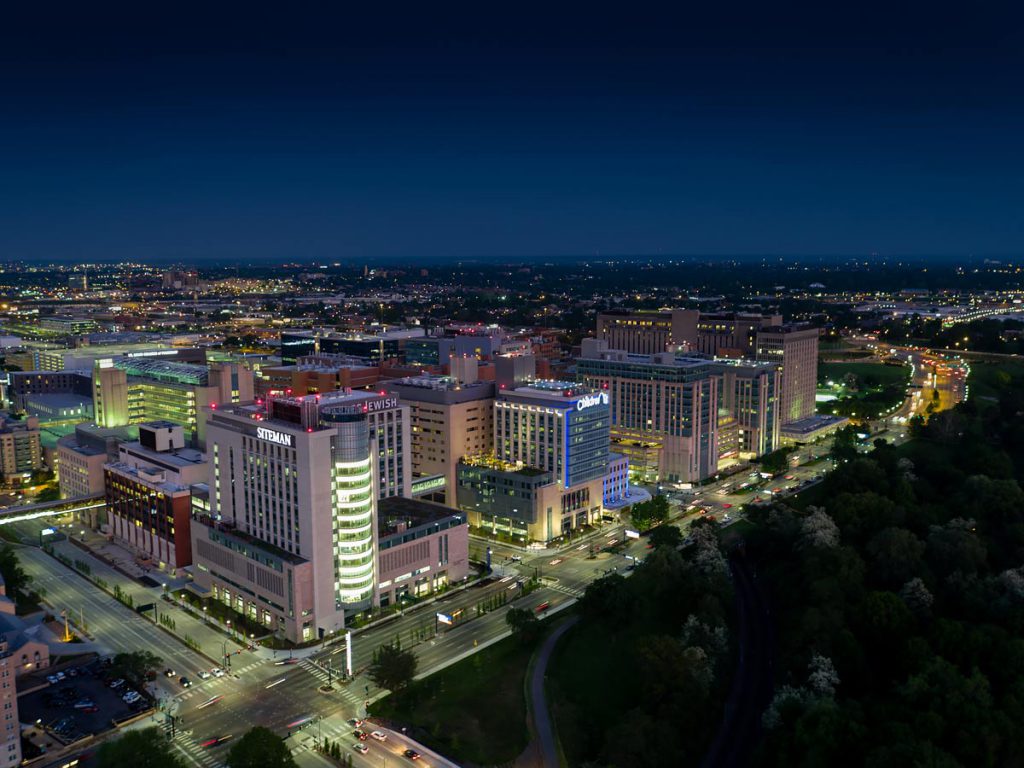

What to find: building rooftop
left=106, top=358, right=209, bottom=385
left=121, top=441, right=206, bottom=468
left=105, top=461, right=191, bottom=494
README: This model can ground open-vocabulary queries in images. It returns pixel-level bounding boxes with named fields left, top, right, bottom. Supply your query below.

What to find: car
left=353, top=730, right=368, bottom=741
left=66, top=668, right=79, bottom=677
left=347, top=718, right=364, bottom=728
left=179, top=676, right=192, bottom=688
left=109, top=678, right=125, bottom=689
left=211, top=667, right=225, bottom=678
left=46, top=675, right=60, bottom=684
left=509, top=555, right=523, bottom=562
left=163, top=668, right=176, bottom=677
left=404, top=749, right=421, bottom=760
left=535, top=601, right=550, bottom=613
left=722, top=503, right=732, bottom=509
left=353, top=743, right=369, bottom=755
left=200, top=735, right=234, bottom=748
left=73, top=700, right=95, bottom=710
left=370, top=730, right=387, bottom=742
left=197, top=670, right=212, bottom=680
left=785, top=474, right=795, bottom=480
left=80, top=706, right=99, bottom=714
left=123, top=692, right=141, bottom=703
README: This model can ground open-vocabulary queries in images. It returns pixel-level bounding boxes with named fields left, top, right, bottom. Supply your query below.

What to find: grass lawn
left=818, top=361, right=909, bottom=387
left=547, top=619, right=629, bottom=767
left=967, top=360, right=1024, bottom=405
left=817, top=361, right=909, bottom=419
left=370, top=632, right=538, bottom=766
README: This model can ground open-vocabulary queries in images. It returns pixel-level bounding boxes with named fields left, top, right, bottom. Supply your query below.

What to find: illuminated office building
left=92, top=358, right=253, bottom=446
left=191, top=389, right=410, bottom=642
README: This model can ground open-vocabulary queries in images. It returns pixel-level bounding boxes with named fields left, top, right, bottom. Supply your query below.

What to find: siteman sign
left=575, top=392, right=609, bottom=411
left=256, top=426, right=294, bottom=447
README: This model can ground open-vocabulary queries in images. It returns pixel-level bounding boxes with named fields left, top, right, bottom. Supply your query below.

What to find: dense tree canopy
left=97, top=728, right=184, bottom=768
left=226, top=726, right=297, bottom=768
left=749, top=388, right=1024, bottom=767
left=369, top=643, right=418, bottom=693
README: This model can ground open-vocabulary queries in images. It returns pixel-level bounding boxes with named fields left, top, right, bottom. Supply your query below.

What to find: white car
left=197, top=670, right=212, bottom=680
left=353, top=743, right=369, bottom=754
left=370, top=730, right=387, bottom=742
left=211, top=667, right=226, bottom=678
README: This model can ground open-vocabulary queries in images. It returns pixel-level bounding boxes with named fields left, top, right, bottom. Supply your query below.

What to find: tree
left=630, top=495, right=670, bottom=532
left=368, top=643, right=417, bottom=693
left=866, top=527, right=925, bottom=587
left=0, top=545, right=30, bottom=603
left=831, top=426, right=859, bottom=463
left=505, top=607, right=540, bottom=642
left=649, top=524, right=683, bottom=550
left=97, top=728, right=185, bottom=768
left=226, top=726, right=297, bottom=768
left=112, top=650, right=162, bottom=685
left=759, top=446, right=796, bottom=475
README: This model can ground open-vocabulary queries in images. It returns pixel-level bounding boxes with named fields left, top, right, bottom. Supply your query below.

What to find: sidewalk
left=44, top=535, right=244, bottom=665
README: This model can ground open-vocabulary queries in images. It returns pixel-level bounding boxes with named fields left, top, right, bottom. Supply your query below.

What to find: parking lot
left=19, top=659, right=153, bottom=745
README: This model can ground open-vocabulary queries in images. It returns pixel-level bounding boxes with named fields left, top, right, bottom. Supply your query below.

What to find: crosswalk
left=165, top=724, right=224, bottom=768
left=297, top=660, right=366, bottom=708
left=548, top=582, right=585, bottom=598
left=173, top=660, right=265, bottom=703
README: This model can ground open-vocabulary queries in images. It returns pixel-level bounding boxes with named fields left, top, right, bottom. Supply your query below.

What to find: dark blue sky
left=2, top=3, right=1024, bottom=263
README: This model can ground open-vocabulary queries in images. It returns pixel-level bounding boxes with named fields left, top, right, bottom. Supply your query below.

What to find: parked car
left=109, top=679, right=125, bottom=689
left=73, top=700, right=95, bottom=710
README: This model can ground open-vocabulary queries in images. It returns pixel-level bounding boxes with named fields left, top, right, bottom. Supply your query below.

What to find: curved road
left=701, top=554, right=773, bottom=768
left=529, top=616, right=579, bottom=768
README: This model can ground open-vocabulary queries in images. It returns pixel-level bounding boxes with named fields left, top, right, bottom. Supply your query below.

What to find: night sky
left=2, top=3, right=1024, bottom=263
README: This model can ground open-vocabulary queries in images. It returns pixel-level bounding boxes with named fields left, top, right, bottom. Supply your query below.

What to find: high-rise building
left=595, top=309, right=699, bottom=354
left=56, top=424, right=134, bottom=502
left=595, top=309, right=816, bottom=429
left=382, top=376, right=495, bottom=505
left=92, top=359, right=253, bottom=446
left=105, top=422, right=208, bottom=574
left=0, top=634, right=20, bottom=767
left=0, top=415, right=41, bottom=484
left=577, top=340, right=780, bottom=483
left=192, top=389, right=413, bottom=642
left=576, top=344, right=718, bottom=483
left=694, top=312, right=782, bottom=356
left=456, top=380, right=618, bottom=542
left=755, top=324, right=820, bottom=425
left=495, top=381, right=610, bottom=488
